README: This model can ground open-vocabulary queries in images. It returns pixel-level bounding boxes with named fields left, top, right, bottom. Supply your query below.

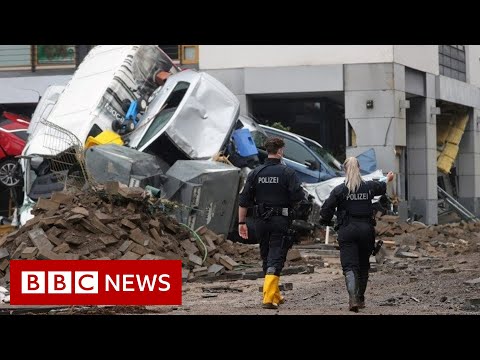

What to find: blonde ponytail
left=344, top=157, right=362, bottom=194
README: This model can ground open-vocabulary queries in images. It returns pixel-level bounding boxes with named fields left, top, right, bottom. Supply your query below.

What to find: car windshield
left=137, top=107, right=177, bottom=149
left=302, top=138, right=343, bottom=171
left=136, top=81, right=190, bottom=149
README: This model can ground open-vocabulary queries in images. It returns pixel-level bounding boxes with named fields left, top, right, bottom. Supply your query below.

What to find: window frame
left=35, top=45, right=76, bottom=69
left=180, top=45, right=199, bottom=65
left=439, top=45, right=466, bottom=82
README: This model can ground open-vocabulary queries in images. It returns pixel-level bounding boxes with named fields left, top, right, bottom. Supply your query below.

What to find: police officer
left=320, top=157, right=394, bottom=312
left=238, top=137, right=305, bottom=309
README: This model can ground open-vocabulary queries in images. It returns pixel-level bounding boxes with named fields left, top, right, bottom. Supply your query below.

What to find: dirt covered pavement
left=53, top=249, right=480, bottom=315
left=2, top=189, right=480, bottom=315
left=156, top=250, right=480, bottom=315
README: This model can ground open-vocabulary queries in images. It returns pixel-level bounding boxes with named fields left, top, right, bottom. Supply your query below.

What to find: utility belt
left=349, top=214, right=375, bottom=223
left=335, top=212, right=376, bottom=230
left=254, top=204, right=292, bottom=220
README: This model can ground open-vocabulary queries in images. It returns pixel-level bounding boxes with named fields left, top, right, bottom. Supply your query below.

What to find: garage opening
left=249, top=93, right=346, bottom=161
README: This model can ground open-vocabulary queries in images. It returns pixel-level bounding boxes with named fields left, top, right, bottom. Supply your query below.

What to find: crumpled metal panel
left=165, top=71, right=240, bottom=159
left=130, top=70, right=240, bottom=160
left=85, top=144, right=168, bottom=187
left=27, top=85, right=65, bottom=137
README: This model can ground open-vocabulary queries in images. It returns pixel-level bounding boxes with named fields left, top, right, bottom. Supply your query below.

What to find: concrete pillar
left=406, top=93, right=438, bottom=225
left=457, top=108, right=480, bottom=216
left=236, top=94, right=249, bottom=116
left=344, top=63, right=406, bottom=195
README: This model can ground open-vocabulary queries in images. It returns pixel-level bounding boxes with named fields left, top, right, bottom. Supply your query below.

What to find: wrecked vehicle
left=22, top=45, right=179, bottom=158
left=258, top=125, right=344, bottom=183
left=0, top=111, right=29, bottom=187
left=124, top=69, right=240, bottom=163
left=19, top=45, right=180, bottom=223
left=18, top=46, right=242, bottom=231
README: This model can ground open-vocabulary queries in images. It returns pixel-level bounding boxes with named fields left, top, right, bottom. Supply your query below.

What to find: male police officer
left=238, top=137, right=305, bottom=309
left=320, top=157, right=394, bottom=312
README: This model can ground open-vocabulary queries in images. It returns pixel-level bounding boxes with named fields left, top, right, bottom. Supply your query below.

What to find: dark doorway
left=250, top=95, right=346, bottom=161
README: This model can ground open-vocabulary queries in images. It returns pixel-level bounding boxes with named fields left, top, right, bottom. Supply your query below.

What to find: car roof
left=259, top=124, right=324, bottom=149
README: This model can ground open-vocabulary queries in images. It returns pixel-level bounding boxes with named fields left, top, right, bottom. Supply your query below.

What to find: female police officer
left=320, top=157, right=393, bottom=312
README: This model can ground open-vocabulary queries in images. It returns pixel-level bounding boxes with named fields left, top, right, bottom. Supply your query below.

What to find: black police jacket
left=320, top=180, right=387, bottom=222
left=238, top=158, right=305, bottom=208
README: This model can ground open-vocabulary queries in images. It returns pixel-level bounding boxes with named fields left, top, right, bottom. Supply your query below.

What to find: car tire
left=0, top=158, right=21, bottom=187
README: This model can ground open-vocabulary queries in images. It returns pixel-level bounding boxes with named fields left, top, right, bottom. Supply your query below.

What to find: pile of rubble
left=0, top=184, right=259, bottom=285
left=375, top=214, right=480, bottom=257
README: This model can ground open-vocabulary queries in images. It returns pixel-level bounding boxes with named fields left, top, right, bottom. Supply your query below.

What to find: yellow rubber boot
left=274, top=278, right=285, bottom=305
left=262, top=275, right=279, bottom=309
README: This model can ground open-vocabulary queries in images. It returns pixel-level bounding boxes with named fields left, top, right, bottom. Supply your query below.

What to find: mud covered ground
left=37, top=250, right=479, bottom=316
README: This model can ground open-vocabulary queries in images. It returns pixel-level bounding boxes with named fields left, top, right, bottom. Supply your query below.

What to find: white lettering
left=158, top=274, right=171, bottom=292
left=136, top=274, right=157, bottom=292
left=258, top=177, right=279, bottom=184
left=104, top=103, right=124, bottom=121
left=346, top=193, right=369, bottom=201
left=105, top=274, right=120, bottom=292
left=123, top=274, right=135, bottom=292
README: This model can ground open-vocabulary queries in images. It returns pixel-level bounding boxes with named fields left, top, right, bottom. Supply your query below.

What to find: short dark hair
left=264, top=137, right=285, bottom=155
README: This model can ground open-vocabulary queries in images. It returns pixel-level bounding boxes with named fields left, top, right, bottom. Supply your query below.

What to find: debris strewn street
left=1, top=45, right=480, bottom=315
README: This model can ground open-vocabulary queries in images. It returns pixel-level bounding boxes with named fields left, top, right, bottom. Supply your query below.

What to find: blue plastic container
left=232, top=128, right=258, bottom=157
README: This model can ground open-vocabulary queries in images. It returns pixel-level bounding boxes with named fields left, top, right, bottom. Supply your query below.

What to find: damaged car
left=0, top=111, right=29, bottom=188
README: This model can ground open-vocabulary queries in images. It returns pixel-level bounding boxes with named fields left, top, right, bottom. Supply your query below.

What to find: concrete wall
left=436, top=75, right=480, bottom=109
left=394, top=45, right=439, bottom=75
left=406, top=93, right=438, bottom=225
left=0, top=75, right=72, bottom=104
left=458, top=108, right=480, bottom=216
left=345, top=63, right=406, bottom=177
left=200, top=45, right=444, bottom=75
left=244, top=65, right=343, bottom=94
left=467, top=45, right=480, bottom=88
left=199, top=45, right=394, bottom=69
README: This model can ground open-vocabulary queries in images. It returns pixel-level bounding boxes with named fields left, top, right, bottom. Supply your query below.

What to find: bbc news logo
left=10, top=260, right=182, bottom=305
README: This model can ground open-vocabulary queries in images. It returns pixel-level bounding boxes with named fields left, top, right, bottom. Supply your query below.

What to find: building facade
left=199, top=45, right=480, bottom=224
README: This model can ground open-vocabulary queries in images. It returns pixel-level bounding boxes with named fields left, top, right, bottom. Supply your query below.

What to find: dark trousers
left=254, top=216, right=290, bottom=276
left=337, top=221, right=375, bottom=275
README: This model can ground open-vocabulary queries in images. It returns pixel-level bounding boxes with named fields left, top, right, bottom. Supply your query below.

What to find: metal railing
left=437, top=185, right=479, bottom=223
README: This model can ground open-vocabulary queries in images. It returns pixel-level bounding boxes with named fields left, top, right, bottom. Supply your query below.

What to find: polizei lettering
left=346, top=193, right=369, bottom=201
left=258, top=177, right=279, bottom=184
